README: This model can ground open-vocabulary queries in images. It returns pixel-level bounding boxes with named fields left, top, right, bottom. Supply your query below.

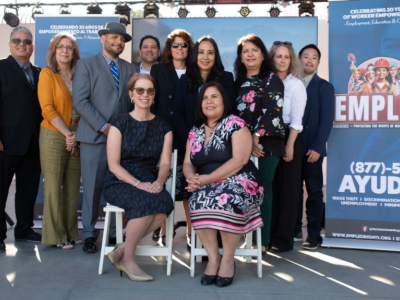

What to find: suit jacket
left=72, top=52, right=138, bottom=144
left=301, top=74, right=335, bottom=157
left=173, top=71, right=236, bottom=153
left=0, top=55, right=42, bottom=156
left=150, top=63, right=182, bottom=151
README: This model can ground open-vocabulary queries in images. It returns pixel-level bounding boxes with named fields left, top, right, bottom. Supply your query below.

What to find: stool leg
left=257, top=228, right=262, bottom=278
left=98, top=210, right=111, bottom=275
left=167, top=211, right=175, bottom=276
left=246, top=232, right=252, bottom=263
left=115, top=212, right=123, bottom=244
left=190, top=226, right=195, bottom=278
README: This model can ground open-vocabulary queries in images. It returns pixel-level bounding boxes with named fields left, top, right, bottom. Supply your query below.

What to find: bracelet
left=134, top=180, right=141, bottom=187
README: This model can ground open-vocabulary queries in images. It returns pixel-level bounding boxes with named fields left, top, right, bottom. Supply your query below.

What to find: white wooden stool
left=98, top=150, right=178, bottom=276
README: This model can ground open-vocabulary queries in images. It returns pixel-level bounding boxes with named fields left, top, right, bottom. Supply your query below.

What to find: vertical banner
left=34, top=15, right=118, bottom=223
left=324, top=0, right=400, bottom=251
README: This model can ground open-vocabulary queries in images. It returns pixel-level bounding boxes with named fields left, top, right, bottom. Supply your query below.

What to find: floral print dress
left=189, top=115, right=264, bottom=234
left=236, top=73, right=285, bottom=156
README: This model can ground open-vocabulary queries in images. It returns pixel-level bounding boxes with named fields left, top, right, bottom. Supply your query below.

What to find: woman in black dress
left=233, top=34, right=285, bottom=253
left=150, top=29, right=194, bottom=247
left=183, top=82, right=264, bottom=287
left=103, top=73, right=174, bottom=281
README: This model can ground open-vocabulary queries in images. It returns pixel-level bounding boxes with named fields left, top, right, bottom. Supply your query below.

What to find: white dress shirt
left=282, top=74, right=307, bottom=132
left=139, top=62, right=152, bottom=74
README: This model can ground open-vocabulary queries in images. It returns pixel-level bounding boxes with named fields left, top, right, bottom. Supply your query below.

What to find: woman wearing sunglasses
left=233, top=34, right=285, bottom=254
left=150, top=29, right=194, bottom=247
left=38, top=32, right=81, bottom=249
left=103, top=73, right=174, bottom=281
left=268, top=41, right=307, bottom=253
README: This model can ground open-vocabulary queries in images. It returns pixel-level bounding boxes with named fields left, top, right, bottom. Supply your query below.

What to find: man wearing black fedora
left=72, top=22, right=138, bottom=253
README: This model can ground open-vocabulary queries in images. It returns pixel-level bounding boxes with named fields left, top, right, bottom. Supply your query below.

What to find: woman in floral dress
left=183, top=81, right=264, bottom=287
left=233, top=34, right=285, bottom=253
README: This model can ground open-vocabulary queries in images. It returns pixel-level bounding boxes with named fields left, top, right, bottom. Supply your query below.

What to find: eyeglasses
left=55, top=44, right=75, bottom=51
left=10, top=38, right=32, bottom=45
left=132, top=87, right=156, bottom=96
left=273, top=41, right=293, bottom=46
left=171, top=42, right=189, bottom=49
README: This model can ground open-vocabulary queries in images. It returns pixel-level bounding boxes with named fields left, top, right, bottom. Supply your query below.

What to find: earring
left=131, top=99, right=135, bottom=104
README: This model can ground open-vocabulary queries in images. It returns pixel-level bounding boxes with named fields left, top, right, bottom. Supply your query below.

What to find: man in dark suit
left=138, top=35, right=160, bottom=75
left=0, top=26, right=43, bottom=252
left=73, top=22, right=138, bottom=253
left=295, top=44, right=335, bottom=250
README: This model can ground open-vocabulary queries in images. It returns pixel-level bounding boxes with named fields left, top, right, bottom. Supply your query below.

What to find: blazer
left=72, top=52, right=138, bottom=144
left=0, top=55, right=42, bottom=156
left=38, top=67, right=73, bottom=132
left=173, top=71, right=236, bottom=153
left=301, top=74, right=335, bottom=157
left=150, top=63, right=182, bottom=151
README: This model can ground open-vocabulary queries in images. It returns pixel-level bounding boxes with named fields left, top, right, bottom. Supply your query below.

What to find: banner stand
left=321, top=236, right=400, bottom=252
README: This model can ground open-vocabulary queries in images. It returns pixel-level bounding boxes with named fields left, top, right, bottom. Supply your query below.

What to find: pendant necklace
left=206, top=122, right=219, bottom=137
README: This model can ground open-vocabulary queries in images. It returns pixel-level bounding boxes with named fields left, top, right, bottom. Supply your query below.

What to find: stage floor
left=2, top=182, right=399, bottom=300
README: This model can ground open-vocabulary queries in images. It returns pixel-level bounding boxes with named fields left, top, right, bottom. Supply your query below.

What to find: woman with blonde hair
left=38, top=32, right=81, bottom=249
left=268, top=41, right=307, bottom=253
left=103, top=73, right=174, bottom=281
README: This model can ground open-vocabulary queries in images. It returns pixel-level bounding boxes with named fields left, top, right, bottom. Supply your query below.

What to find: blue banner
left=34, top=15, right=118, bottom=221
left=326, top=0, right=400, bottom=243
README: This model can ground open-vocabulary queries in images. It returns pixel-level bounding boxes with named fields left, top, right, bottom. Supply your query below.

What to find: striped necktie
left=110, top=61, right=119, bottom=91
left=22, top=66, right=34, bottom=90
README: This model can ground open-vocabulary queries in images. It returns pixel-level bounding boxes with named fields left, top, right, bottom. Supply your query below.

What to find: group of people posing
left=0, top=22, right=335, bottom=287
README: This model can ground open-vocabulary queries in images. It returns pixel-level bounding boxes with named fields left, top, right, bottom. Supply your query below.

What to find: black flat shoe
left=215, top=264, right=235, bottom=288
left=83, top=237, right=97, bottom=253
left=0, top=240, right=5, bottom=252
left=152, top=227, right=161, bottom=241
left=269, top=247, right=289, bottom=253
left=200, top=274, right=217, bottom=286
left=15, top=231, right=41, bottom=242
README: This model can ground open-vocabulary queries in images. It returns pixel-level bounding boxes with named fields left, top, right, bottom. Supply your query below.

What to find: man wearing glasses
left=73, top=22, right=138, bottom=253
left=0, top=26, right=43, bottom=252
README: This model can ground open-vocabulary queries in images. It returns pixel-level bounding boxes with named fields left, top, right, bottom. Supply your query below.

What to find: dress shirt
left=139, top=62, right=153, bottom=74
left=100, top=52, right=120, bottom=132
left=13, top=56, right=34, bottom=85
left=301, top=73, right=315, bottom=88
left=282, top=74, right=307, bottom=132
left=175, top=69, right=186, bottom=79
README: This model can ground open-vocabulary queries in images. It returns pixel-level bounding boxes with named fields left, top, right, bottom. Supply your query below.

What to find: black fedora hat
left=97, top=22, right=132, bottom=42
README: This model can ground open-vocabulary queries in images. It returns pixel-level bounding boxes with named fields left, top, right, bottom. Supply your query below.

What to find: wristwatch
left=135, top=180, right=141, bottom=187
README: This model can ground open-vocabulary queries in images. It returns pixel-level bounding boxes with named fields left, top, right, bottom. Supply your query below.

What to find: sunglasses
left=273, top=41, right=293, bottom=46
left=132, top=87, right=156, bottom=96
left=10, top=38, right=32, bottom=45
left=171, top=42, right=189, bottom=49
left=55, top=44, right=75, bottom=51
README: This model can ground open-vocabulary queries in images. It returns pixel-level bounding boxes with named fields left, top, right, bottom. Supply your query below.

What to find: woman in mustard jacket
left=38, top=32, right=81, bottom=249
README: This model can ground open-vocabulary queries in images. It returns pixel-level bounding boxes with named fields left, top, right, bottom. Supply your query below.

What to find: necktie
left=110, top=61, right=119, bottom=91
left=22, top=66, right=34, bottom=90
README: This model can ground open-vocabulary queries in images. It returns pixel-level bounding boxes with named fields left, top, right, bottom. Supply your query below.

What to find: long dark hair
left=186, top=36, right=224, bottom=93
left=234, top=34, right=272, bottom=90
left=194, top=81, right=232, bottom=128
left=160, top=29, right=194, bottom=65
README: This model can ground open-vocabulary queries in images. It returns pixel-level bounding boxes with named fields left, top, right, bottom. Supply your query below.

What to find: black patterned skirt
left=103, top=183, right=174, bottom=220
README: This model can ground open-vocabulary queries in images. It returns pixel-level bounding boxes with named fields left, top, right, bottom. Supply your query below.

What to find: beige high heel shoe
left=115, top=260, right=153, bottom=282
left=107, top=243, right=121, bottom=265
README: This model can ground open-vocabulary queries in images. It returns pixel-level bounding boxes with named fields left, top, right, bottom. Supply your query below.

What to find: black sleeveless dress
left=103, top=114, right=174, bottom=220
left=188, top=115, right=264, bottom=234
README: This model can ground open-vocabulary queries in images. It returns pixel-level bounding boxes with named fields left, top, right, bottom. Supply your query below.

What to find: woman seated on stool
left=103, top=73, right=174, bottom=281
left=183, top=82, right=265, bottom=287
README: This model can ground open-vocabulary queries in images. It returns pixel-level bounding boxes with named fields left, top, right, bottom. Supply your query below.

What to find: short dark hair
left=186, top=36, right=224, bottom=93
left=139, top=35, right=160, bottom=50
left=299, top=44, right=321, bottom=61
left=194, top=81, right=232, bottom=128
left=234, top=34, right=273, bottom=91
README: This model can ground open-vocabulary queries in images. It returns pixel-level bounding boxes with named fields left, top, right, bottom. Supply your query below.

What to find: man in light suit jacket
left=0, top=26, right=42, bottom=252
left=73, top=22, right=138, bottom=253
left=295, top=44, right=335, bottom=250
